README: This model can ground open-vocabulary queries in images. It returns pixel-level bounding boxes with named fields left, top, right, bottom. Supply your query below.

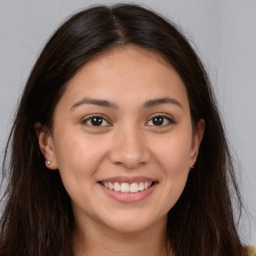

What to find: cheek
left=153, top=131, right=192, bottom=173
left=54, top=128, right=103, bottom=167
left=52, top=131, right=109, bottom=191
left=150, top=130, right=192, bottom=207
left=52, top=134, right=110, bottom=212
left=160, top=142, right=190, bottom=193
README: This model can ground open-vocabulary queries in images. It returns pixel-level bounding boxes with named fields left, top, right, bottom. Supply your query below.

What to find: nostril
left=108, top=148, right=150, bottom=169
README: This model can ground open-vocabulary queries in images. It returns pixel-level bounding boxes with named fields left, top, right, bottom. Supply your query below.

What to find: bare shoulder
left=247, top=245, right=256, bottom=256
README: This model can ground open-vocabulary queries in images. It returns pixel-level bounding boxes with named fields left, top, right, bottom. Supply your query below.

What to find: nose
left=108, top=125, right=150, bottom=169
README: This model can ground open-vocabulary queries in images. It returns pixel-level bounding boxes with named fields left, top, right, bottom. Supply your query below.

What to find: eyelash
left=82, top=114, right=175, bottom=127
left=146, top=114, right=175, bottom=127
left=82, top=115, right=111, bottom=127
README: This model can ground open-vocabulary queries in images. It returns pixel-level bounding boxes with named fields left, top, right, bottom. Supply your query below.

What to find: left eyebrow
left=143, top=97, right=183, bottom=109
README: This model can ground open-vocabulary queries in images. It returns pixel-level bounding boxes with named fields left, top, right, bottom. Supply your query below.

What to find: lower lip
left=99, top=183, right=157, bottom=202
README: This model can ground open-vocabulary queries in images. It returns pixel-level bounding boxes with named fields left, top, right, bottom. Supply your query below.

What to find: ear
left=35, top=122, right=58, bottom=170
left=190, top=119, right=205, bottom=168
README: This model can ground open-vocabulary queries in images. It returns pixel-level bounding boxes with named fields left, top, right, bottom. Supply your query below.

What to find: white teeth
left=138, top=182, right=144, bottom=191
left=108, top=182, right=114, bottom=190
left=102, top=181, right=153, bottom=193
left=120, top=183, right=129, bottom=193
left=130, top=183, right=139, bottom=193
left=114, top=182, right=121, bottom=192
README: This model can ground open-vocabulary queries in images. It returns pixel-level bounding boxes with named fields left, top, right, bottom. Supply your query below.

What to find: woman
left=0, top=3, right=254, bottom=256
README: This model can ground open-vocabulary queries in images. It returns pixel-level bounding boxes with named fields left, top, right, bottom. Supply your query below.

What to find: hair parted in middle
left=0, top=4, right=245, bottom=256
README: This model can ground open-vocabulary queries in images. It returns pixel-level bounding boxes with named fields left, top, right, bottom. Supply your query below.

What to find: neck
left=74, top=216, right=172, bottom=256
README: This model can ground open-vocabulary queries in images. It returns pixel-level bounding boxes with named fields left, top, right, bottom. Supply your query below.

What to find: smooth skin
left=36, top=46, right=204, bottom=256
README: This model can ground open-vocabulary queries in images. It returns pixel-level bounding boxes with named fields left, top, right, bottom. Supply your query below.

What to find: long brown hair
left=0, top=4, right=246, bottom=256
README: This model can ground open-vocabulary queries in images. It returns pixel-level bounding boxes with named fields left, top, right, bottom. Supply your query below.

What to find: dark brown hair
left=0, top=4, right=246, bottom=256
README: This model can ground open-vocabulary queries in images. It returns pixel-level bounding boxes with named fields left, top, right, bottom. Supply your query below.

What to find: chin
left=101, top=211, right=167, bottom=235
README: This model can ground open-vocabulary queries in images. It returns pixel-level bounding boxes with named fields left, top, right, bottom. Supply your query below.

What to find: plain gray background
left=0, top=0, right=255, bottom=244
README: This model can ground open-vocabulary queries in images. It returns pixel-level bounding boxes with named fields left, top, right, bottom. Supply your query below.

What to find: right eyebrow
left=71, top=97, right=119, bottom=110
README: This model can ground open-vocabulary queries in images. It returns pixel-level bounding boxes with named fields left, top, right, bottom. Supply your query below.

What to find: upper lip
left=98, top=176, right=158, bottom=184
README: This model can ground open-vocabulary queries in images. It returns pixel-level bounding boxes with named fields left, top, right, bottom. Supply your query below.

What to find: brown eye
left=146, top=115, right=174, bottom=126
left=83, top=116, right=110, bottom=127
left=152, top=116, right=164, bottom=126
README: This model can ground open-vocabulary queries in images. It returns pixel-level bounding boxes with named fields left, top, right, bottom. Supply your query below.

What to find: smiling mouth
left=99, top=181, right=156, bottom=193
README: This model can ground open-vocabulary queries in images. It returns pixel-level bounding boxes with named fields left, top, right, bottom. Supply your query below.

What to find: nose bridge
left=109, top=123, right=150, bottom=169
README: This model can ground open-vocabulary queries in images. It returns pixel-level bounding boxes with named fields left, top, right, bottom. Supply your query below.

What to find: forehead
left=57, top=45, right=189, bottom=111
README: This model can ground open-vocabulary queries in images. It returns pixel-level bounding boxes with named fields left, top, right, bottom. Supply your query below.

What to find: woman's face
left=38, top=46, right=204, bottom=234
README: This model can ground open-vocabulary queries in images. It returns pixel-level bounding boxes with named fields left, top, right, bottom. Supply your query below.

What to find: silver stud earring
left=45, top=160, right=52, bottom=165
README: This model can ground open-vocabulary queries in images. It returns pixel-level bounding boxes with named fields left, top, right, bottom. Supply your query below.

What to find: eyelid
left=81, top=114, right=112, bottom=127
left=145, top=113, right=175, bottom=126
